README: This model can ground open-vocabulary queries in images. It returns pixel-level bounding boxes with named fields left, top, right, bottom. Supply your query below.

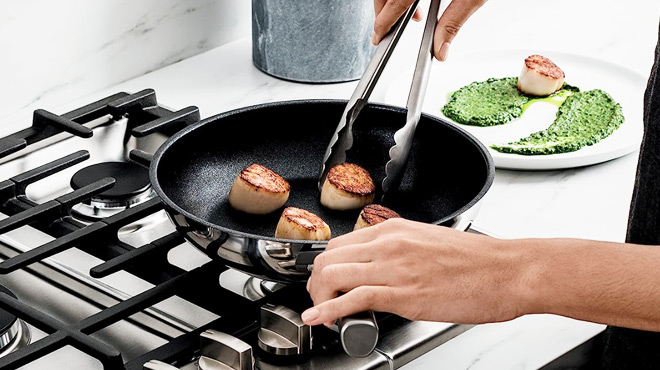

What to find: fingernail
left=323, top=320, right=336, bottom=328
left=438, top=42, right=450, bottom=61
left=371, top=32, right=378, bottom=45
left=301, top=308, right=320, bottom=323
left=306, top=279, right=311, bottom=292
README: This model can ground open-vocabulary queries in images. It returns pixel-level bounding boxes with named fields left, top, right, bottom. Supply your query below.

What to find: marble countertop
left=2, top=0, right=659, bottom=368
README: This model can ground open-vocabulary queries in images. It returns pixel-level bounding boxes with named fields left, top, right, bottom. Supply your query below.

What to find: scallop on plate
left=383, top=50, right=646, bottom=170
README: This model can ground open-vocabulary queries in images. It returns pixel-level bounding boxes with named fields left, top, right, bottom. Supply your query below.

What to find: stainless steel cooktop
left=0, top=89, right=473, bottom=369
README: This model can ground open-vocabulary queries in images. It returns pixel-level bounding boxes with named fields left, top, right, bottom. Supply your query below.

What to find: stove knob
left=257, top=304, right=311, bottom=356
left=143, top=360, right=179, bottom=369
left=199, top=329, right=254, bottom=370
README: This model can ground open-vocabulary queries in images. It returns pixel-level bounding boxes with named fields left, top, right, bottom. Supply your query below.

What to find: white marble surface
left=0, top=0, right=250, bottom=126
left=1, top=0, right=660, bottom=368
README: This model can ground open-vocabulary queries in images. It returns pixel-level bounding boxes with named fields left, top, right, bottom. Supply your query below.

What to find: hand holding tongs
left=318, top=0, right=442, bottom=195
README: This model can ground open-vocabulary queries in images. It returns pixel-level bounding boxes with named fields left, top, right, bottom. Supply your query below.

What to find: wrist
left=510, top=238, right=593, bottom=318
left=496, top=238, right=660, bottom=330
left=482, top=236, right=546, bottom=320
left=504, top=238, right=559, bottom=317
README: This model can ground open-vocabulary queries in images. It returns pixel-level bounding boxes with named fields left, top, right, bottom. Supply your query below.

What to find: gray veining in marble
left=252, top=0, right=375, bottom=83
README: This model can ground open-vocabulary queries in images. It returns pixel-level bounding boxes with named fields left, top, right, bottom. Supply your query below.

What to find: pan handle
left=296, top=250, right=380, bottom=358
left=336, top=311, right=379, bottom=358
left=445, top=200, right=483, bottom=231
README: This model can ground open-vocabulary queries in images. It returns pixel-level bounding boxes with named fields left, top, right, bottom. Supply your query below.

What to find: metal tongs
left=318, top=0, right=442, bottom=195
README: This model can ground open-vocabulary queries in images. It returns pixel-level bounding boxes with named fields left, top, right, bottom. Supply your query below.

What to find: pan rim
left=150, top=99, right=495, bottom=244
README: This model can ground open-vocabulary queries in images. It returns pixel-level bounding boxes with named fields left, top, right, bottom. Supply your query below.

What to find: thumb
left=433, top=0, right=487, bottom=61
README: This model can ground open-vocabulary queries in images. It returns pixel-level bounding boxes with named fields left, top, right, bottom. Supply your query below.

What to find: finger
left=326, top=222, right=386, bottom=251
left=308, top=262, right=387, bottom=305
left=373, top=0, right=414, bottom=45
left=302, top=286, right=392, bottom=326
left=375, top=1, right=421, bottom=23
left=326, top=217, right=418, bottom=253
left=412, top=7, right=423, bottom=22
left=309, top=263, right=359, bottom=306
left=373, top=0, right=386, bottom=16
left=312, top=244, right=375, bottom=271
left=433, top=0, right=487, bottom=61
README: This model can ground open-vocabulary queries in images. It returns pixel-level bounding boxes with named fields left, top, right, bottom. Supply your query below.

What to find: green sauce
left=522, top=87, right=575, bottom=111
left=441, top=76, right=624, bottom=156
left=491, top=89, right=624, bottom=155
left=442, top=77, right=578, bottom=126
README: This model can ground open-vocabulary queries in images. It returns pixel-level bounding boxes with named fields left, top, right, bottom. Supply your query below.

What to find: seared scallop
left=354, top=204, right=401, bottom=230
left=517, top=55, right=565, bottom=96
left=320, top=163, right=376, bottom=211
left=228, top=163, right=290, bottom=215
left=275, top=207, right=331, bottom=241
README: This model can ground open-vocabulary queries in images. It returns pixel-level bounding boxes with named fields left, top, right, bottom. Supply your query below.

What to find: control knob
left=198, top=329, right=254, bottom=370
left=257, top=304, right=311, bottom=356
left=143, top=360, right=179, bottom=369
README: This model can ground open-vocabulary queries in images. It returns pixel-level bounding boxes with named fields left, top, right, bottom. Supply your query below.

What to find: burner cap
left=0, top=286, right=18, bottom=340
left=71, top=162, right=150, bottom=202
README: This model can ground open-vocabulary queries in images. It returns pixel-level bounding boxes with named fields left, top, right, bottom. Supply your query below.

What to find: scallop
left=320, top=163, right=376, bottom=211
left=227, top=163, right=290, bottom=215
left=517, top=54, right=565, bottom=96
left=354, top=204, right=401, bottom=230
left=275, top=207, right=331, bottom=241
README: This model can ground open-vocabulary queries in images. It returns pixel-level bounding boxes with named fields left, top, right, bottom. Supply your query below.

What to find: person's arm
left=301, top=218, right=660, bottom=332
left=372, top=0, right=488, bottom=61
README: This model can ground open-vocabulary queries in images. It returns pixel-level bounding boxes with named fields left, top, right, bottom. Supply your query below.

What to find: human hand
left=301, top=218, right=526, bottom=327
left=372, top=0, right=488, bottom=61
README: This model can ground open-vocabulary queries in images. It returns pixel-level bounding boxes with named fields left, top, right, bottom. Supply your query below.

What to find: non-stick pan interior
left=152, top=100, right=493, bottom=241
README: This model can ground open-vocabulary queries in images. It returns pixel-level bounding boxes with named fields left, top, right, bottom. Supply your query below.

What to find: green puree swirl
left=441, top=76, right=624, bottom=155
left=442, top=77, right=578, bottom=126
left=443, top=77, right=527, bottom=126
left=491, top=89, right=624, bottom=155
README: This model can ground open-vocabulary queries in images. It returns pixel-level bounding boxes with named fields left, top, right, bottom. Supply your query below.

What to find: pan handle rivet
left=192, top=227, right=214, bottom=239
left=264, top=243, right=292, bottom=259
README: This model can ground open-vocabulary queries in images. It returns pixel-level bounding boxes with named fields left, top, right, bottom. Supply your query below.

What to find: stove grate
left=0, top=89, right=200, bottom=162
left=0, top=261, right=268, bottom=370
left=0, top=91, right=274, bottom=369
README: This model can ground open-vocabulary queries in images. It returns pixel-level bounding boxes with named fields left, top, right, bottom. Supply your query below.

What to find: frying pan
left=150, top=99, right=494, bottom=284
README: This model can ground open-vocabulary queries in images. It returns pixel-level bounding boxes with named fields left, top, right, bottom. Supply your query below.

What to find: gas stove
left=0, top=89, right=470, bottom=370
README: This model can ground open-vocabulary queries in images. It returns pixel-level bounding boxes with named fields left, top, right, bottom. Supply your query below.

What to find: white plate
left=383, top=50, right=647, bottom=170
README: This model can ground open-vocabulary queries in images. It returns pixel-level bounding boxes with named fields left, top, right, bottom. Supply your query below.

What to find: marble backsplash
left=0, top=0, right=250, bottom=128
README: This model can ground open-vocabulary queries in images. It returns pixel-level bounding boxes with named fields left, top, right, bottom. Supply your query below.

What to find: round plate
left=383, top=50, right=646, bottom=170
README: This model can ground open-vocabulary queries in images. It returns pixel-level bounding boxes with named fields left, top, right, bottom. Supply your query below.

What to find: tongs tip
left=318, top=0, right=440, bottom=198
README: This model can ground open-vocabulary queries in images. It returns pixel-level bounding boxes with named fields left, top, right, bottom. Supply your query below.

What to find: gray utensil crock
left=252, top=0, right=375, bottom=83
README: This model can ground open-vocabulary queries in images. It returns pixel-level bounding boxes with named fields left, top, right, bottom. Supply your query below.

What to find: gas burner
left=70, top=161, right=155, bottom=221
left=0, top=286, right=30, bottom=358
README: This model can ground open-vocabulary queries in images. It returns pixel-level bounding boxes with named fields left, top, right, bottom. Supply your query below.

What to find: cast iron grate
left=0, top=88, right=200, bottom=160
left=0, top=91, right=297, bottom=369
